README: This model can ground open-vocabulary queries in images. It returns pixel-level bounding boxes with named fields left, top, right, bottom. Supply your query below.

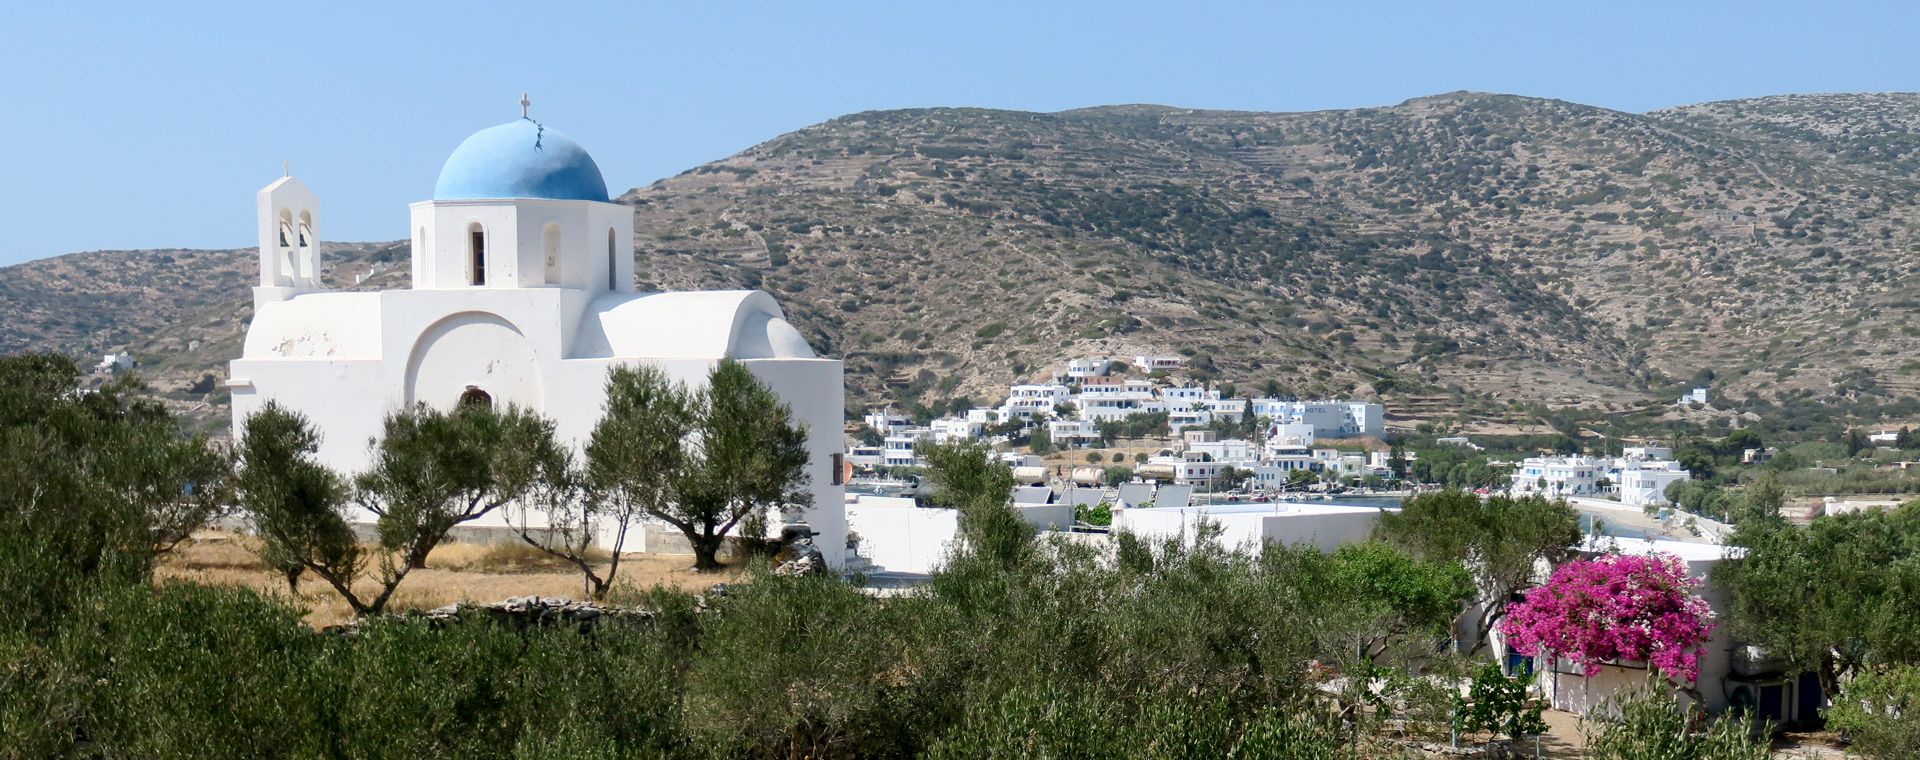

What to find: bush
left=1825, top=664, right=1920, bottom=759
left=1584, top=679, right=1769, bottom=760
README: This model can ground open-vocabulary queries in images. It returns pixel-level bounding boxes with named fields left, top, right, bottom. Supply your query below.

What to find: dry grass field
left=155, top=530, right=743, bottom=628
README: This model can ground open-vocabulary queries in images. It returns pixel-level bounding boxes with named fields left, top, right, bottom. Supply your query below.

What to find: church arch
left=403, top=311, right=541, bottom=409
left=467, top=222, right=487, bottom=286
left=543, top=222, right=562, bottom=285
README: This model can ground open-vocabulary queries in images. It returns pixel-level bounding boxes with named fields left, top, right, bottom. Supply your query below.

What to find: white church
left=229, top=102, right=847, bottom=565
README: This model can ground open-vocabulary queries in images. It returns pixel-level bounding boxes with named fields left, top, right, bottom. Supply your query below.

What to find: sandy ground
left=156, top=530, right=742, bottom=627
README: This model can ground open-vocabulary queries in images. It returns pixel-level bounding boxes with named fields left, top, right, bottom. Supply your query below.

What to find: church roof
left=433, top=119, right=609, bottom=203
left=574, top=290, right=817, bottom=360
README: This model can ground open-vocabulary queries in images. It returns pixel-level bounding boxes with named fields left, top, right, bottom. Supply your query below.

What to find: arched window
left=458, top=386, right=493, bottom=409
left=297, top=210, right=315, bottom=283
left=607, top=227, right=620, bottom=291
left=543, top=223, right=562, bottom=285
left=468, top=222, right=487, bottom=286
left=275, top=208, right=296, bottom=286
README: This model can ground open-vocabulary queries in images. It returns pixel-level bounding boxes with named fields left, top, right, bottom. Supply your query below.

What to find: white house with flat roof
left=1079, top=391, right=1164, bottom=422
left=1133, top=355, right=1184, bottom=372
left=929, top=416, right=981, bottom=443
left=230, top=103, right=845, bottom=562
left=1511, top=456, right=1607, bottom=498
left=1615, top=461, right=1690, bottom=508
left=1047, top=418, right=1103, bottom=447
left=864, top=408, right=912, bottom=435
left=882, top=427, right=932, bottom=468
left=1001, top=383, right=1070, bottom=420
left=1189, top=438, right=1258, bottom=465
left=1065, top=357, right=1111, bottom=379
left=1250, top=400, right=1384, bottom=438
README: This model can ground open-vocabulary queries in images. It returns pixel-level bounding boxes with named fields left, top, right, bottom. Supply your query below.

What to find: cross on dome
left=520, top=93, right=530, bottom=119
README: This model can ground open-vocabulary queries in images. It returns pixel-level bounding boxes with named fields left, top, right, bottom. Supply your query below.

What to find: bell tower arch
left=254, top=171, right=324, bottom=306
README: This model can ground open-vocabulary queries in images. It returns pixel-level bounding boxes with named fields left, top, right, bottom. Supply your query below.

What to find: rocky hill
left=7, top=91, right=1920, bottom=433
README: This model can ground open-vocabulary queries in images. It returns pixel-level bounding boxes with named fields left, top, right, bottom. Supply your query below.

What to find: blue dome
left=433, top=119, right=609, bottom=202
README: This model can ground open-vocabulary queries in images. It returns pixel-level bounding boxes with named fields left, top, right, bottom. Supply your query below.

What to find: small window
left=831, top=453, right=847, bottom=485
left=468, top=223, right=487, bottom=286
left=606, top=227, right=617, bottom=290
left=458, top=386, right=493, bottom=409
left=543, top=223, right=562, bottom=284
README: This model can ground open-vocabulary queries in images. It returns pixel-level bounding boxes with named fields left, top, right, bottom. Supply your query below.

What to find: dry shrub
left=427, top=540, right=612, bottom=574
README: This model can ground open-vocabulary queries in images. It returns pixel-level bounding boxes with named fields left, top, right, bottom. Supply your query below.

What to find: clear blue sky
left=3, top=1, right=1916, bottom=265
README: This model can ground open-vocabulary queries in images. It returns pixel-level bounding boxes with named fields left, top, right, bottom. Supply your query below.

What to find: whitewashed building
left=1188, top=437, right=1257, bottom=466
left=1511, top=456, right=1607, bottom=498
left=1001, top=383, right=1070, bottom=420
left=882, top=427, right=933, bottom=468
left=96, top=352, right=135, bottom=373
left=1047, top=418, right=1103, bottom=447
left=229, top=107, right=847, bottom=562
left=863, top=408, right=912, bottom=435
left=1250, top=399, right=1384, bottom=438
left=1079, top=391, right=1165, bottom=422
left=1065, top=357, right=1111, bottom=379
left=929, top=416, right=982, bottom=443
left=1133, top=355, right=1184, bottom=372
left=1615, top=461, right=1691, bottom=508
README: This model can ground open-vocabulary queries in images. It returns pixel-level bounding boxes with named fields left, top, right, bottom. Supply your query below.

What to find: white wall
left=846, top=497, right=959, bottom=575
left=1111, top=506, right=1381, bottom=554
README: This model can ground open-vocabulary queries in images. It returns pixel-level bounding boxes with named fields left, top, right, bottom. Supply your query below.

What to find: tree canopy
left=1720, top=503, right=1920, bottom=698
left=1374, top=490, right=1580, bottom=652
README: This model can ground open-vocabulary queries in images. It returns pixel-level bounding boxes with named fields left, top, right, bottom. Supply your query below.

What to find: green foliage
left=662, top=360, right=814, bottom=571
left=0, top=353, right=228, bottom=635
left=1096, top=412, right=1170, bottom=445
left=1583, top=679, right=1770, bottom=760
left=1457, top=663, right=1546, bottom=742
left=920, top=440, right=1030, bottom=569
left=1327, top=542, right=1473, bottom=651
left=234, top=402, right=362, bottom=601
left=547, top=363, right=700, bottom=596
left=1028, top=427, right=1053, bottom=455
left=357, top=401, right=570, bottom=571
left=1375, top=490, right=1580, bottom=652
left=1722, top=503, right=1920, bottom=698
left=1075, top=499, right=1113, bottom=527
left=1407, top=445, right=1508, bottom=489
left=1824, top=664, right=1920, bottom=759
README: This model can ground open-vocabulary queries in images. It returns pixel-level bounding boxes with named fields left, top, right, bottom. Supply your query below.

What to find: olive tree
left=614, top=360, right=813, bottom=572
left=234, top=403, right=365, bottom=604
left=512, top=364, right=696, bottom=597
left=1374, top=490, right=1580, bottom=653
left=1721, top=504, right=1920, bottom=700
left=919, top=439, right=1028, bottom=568
left=239, top=400, right=569, bottom=615
left=0, top=354, right=231, bottom=632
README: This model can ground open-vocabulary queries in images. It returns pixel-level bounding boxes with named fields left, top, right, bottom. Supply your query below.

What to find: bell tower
left=255, top=170, right=324, bottom=306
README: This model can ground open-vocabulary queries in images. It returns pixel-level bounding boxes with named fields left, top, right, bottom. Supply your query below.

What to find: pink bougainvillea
left=1498, top=552, right=1715, bottom=683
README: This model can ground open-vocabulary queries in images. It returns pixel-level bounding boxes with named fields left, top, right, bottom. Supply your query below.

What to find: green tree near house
left=667, top=361, right=815, bottom=572
left=1374, top=490, right=1580, bottom=654
left=509, top=363, right=697, bottom=598
left=239, top=399, right=570, bottom=615
left=1720, top=502, right=1920, bottom=701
